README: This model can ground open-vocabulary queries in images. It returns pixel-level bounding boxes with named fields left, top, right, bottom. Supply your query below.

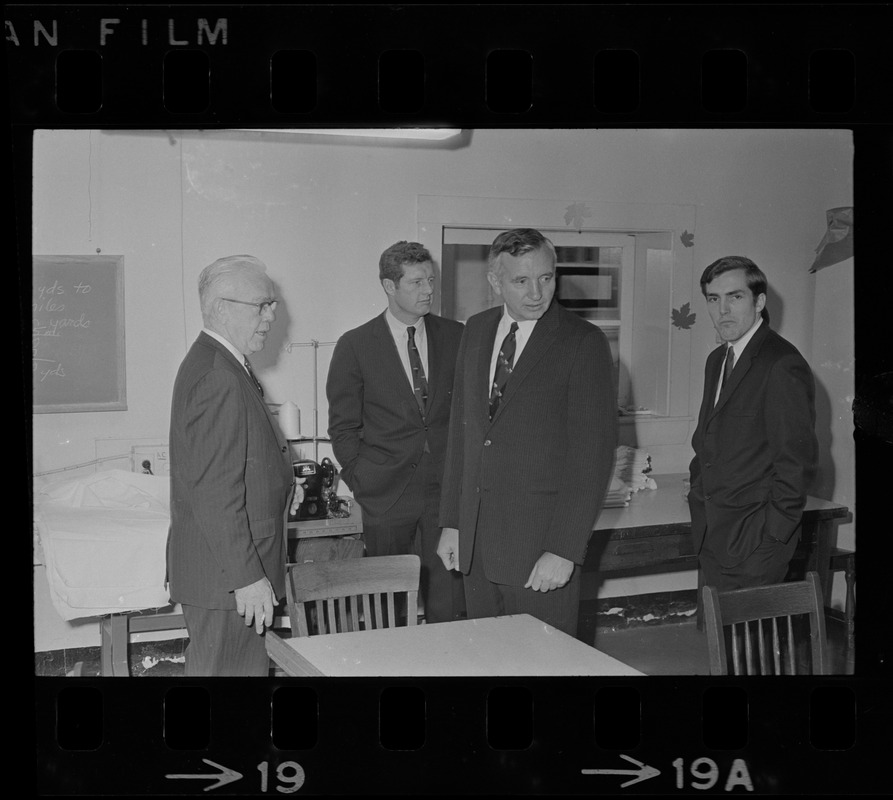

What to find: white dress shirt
left=714, top=316, right=763, bottom=405
left=203, top=328, right=253, bottom=375
left=385, top=309, right=430, bottom=389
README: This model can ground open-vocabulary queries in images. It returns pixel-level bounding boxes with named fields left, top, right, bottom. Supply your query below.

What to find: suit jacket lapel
left=374, top=312, right=419, bottom=408
left=489, top=301, right=560, bottom=423
left=200, top=332, right=283, bottom=443
left=422, top=314, right=443, bottom=411
left=709, top=322, right=771, bottom=419
left=476, top=307, right=502, bottom=423
left=701, top=347, right=723, bottom=422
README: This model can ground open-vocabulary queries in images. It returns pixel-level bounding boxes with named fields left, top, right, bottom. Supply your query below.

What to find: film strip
left=15, top=3, right=891, bottom=796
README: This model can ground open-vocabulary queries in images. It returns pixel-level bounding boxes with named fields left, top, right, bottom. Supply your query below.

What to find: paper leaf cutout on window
left=564, top=202, right=593, bottom=229
left=680, top=230, right=695, bottom=247
left=671, top=302, right=696, bottom=329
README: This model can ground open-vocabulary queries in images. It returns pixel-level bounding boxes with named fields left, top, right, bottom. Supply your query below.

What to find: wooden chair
left=702, top=571, right=828, bottom=676
left=284, top=554, right=420, bottom=637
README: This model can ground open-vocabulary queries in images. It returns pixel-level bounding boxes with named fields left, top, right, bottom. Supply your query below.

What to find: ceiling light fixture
left=240, top=128, right=462, bottom=141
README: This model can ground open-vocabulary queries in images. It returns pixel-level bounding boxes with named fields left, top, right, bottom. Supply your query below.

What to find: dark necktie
left=489, top=322, right=518, bottom=420
left=407, top=326, right=428, bottom=416
left=244, top=358, right=264, bottom=397
left=720, top=345, right=735, bottom=396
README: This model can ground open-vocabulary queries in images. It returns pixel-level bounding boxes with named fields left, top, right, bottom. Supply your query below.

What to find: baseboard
left=580, top=589, right=699, bottom=632
left=35, top=636, right=188, bottom=677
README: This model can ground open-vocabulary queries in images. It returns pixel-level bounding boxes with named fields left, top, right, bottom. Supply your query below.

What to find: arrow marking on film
left=166, top=759, right=243, bottom=791
left=582, top=754, right=661, bottom=788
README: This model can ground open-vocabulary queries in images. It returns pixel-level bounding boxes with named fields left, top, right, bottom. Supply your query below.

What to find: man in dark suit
left=167, top=255, right=303, bottom=677
left=326, top=241, right=466, bottom=623
left=436, top=228, right=617, bottom=638
left=688, top=255, right=818, bottom=591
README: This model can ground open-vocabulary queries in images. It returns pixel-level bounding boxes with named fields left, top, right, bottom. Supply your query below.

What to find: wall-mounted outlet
left=131, top=445, right=170, bottom=476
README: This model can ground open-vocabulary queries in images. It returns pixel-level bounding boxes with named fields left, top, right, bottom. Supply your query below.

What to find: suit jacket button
left=483, top=439, right=491, bottom=446
left=411, top=463, right=417, bottom=469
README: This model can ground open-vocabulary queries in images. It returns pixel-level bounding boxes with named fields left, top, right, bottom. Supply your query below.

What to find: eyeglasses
left=220, top=297, right=278, bottom=315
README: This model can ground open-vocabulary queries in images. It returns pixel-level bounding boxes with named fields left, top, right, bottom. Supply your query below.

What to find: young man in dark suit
left=436, top=228, right=618, bottom=638
left=167, top=255, right=303, bottom=677
left=688, top=255, right=818, bottom=591
left=326, top=242, right=466, bottom=623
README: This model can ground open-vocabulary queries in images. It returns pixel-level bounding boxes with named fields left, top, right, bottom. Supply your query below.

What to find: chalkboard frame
left=32, top=254, right=127, bottom=413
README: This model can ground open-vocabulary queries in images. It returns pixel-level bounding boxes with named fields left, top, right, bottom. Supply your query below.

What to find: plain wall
left=31, top=129, right=854, bottom=650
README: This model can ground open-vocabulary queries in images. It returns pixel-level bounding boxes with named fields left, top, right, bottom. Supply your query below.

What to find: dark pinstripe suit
left=439, top=301, right=617, bottom=636
left=167, top=331, right=294, bottom=675
left=327, top=312, right=465, bottom=622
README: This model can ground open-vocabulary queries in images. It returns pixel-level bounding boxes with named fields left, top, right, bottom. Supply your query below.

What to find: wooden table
left=585, top=473, right=851, bottom=620
left=287, top=498, right=363, bottom=540
left=266, top=614, right=645, bottom=677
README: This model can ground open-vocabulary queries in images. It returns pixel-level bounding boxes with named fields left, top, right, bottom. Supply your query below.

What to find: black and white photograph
left=31, top=127, right=856, bottom=679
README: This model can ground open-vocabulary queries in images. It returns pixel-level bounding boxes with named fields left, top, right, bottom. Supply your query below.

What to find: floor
left=36, top=602, right=854, bottom=677
left=589, top=614, right=854, bottom=676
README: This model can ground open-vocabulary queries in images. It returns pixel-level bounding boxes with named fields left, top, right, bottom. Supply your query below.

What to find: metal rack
left=283, top=338, right=337, bottom=463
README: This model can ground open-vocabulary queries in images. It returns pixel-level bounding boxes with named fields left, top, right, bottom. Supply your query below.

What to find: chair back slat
left=730, top=625, right=741, bottom=675
left=702, top=572, right=827, bottom=676
left=360, top=594, right=372, bottom=629
left=336, top=596, right=349, bottom=633
left=757, top=619, right=769, bottom=674
left=372, top=593, right=384, bottom=629
left=284, top=555, right=421, bottom=638
left=345, top=595, right=359, bottom=632
left=743, top=621, right=755, bottom=675
left=785, top=615, right=796, bottom=673
left=406, top=591, right=419, bottom=626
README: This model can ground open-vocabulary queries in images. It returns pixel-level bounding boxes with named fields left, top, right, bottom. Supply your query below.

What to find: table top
left=270, top=614, right=645, bottom=677
left=595, top=473, right=848, bottom=534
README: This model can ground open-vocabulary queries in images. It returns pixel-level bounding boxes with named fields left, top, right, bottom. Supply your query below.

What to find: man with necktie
left=688, top=256, right=818, bottom=591
left=166, top=255, right=304, bottom=676
left=326, top=241, right=466, bottom=623
left=436, top=228, right=617, bottom=638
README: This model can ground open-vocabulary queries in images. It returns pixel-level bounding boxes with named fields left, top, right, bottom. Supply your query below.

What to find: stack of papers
left=603, top=477, right=633, bottom=508
left=603, top=446, right=658, bottom=507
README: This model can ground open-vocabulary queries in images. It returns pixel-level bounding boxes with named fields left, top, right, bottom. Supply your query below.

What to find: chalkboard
left=32, top=255, right=126, bottom=413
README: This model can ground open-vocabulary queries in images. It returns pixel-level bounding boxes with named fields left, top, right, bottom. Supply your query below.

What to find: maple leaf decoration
left=671, top=302, right=697, bottom=329
left=564, top=202, right=593, bottom=229
left=680, top=230, right=695, bottom=247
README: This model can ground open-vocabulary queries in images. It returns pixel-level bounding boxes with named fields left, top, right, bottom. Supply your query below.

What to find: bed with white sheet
left=34, top=469, right=173, bottom=621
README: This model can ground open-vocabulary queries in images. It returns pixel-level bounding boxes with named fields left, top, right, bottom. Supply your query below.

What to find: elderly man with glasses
left=166, top=255, right=303, bottom=676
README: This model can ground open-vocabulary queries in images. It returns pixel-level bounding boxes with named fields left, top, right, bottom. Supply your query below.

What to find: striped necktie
left=489, top=322, right=518, bottom=420
left=407, top=325, right=428, bottom=416
left=244, top=358, right=264, bottom=397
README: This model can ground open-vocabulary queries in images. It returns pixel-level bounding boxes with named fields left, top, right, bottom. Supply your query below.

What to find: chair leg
left=843, top=557, right=855, bottom=653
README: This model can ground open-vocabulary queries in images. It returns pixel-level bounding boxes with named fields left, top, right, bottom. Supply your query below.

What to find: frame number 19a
left=673, top=757, right=753, bottom=791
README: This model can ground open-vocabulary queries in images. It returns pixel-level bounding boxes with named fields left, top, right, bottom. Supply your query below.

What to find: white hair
left=198, top=255, right=268, bottom=321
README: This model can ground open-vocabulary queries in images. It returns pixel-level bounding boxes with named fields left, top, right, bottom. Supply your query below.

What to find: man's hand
left=234, top=577, right=276, bottom=634
left=289, top=477, right=307, bottom=517
left=437, top=528, right=460, bottom=571
left=525, top=552, right=574, bottom=592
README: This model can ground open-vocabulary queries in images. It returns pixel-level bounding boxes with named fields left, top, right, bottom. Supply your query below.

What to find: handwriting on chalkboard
left=32, top=255, right=126, bottom=413
left=33, top=280, right=94, bottom=382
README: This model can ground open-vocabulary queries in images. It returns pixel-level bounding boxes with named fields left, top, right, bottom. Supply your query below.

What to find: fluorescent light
left=240, top=128, right=462, bottom=141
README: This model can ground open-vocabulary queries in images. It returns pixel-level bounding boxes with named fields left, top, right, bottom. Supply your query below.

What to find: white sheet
left=34, top=470, right=171, bottom=621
